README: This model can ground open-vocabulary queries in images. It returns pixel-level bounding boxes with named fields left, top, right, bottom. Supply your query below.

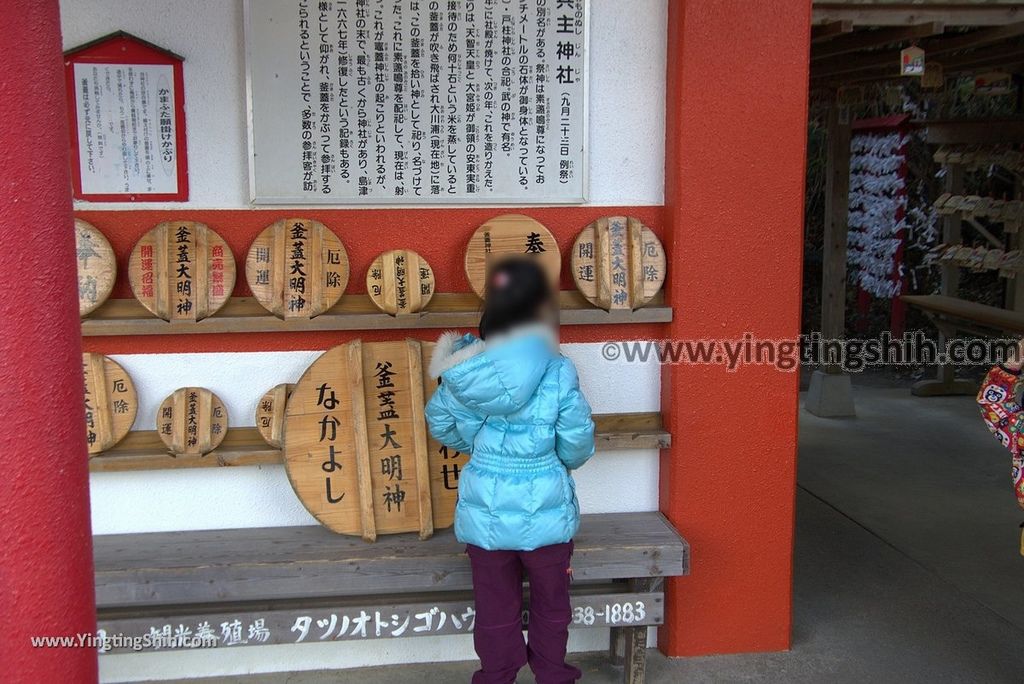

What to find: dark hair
left=478, top=257, right=554, bottom=340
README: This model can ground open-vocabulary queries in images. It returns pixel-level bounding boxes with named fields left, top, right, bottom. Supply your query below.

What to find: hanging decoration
left=571, top=216, right=666, bottom=311
left=847, top=128, right=910, bottom=299
left=464, top=214, right=561, bottom=299
left=75, top=219, right=117, bottom=317
left=245, top=218, right=350, bottom=319
left=82, top=353, right=138, bottom=454
left=128, top=221, right=236, bottom=322
left=283, top=340, right=467, bottom=541
left=366, top=250, right=435, bottom=315
left=156, top=387, right=228, bottom=455
left=64, top=32, right=188, bottom=202
left=847, top=116, right=929, bottom=301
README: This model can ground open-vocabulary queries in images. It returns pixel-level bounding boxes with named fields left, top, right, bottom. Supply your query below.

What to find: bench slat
left=95, top=512, right=688, bottom=609
left=96, top=591, right=664, bottom=653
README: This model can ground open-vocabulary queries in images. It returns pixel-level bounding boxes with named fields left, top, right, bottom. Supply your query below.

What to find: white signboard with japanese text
left=73, top=63, right=180, bottom=197
left=244, top=0, right=588, bottom=205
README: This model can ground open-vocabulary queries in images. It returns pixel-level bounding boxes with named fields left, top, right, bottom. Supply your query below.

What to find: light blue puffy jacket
left=425, top=325, right=596, bottom=551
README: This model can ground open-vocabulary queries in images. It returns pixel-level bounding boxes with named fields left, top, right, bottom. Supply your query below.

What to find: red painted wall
left=659, top=0, right=810, bottom=655
left=1, top=1, right=811, bottom=674
left=77, top=206, right=667, bottom=353
left=0, top=1, right=98, bottom=682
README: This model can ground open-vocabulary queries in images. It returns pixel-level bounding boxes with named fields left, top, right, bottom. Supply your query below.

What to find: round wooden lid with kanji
left=245, top=218, right=350, bottom=319
left=464, top=214, right=561, bottom=298
left=75, top=219, right=117, bottom=317
left=571, top=216, right=666, bottom=310
left=255, top=383, right=293, bottom=449
left=82, top=352, right=138, bottom=455
left=366, top=249, right=435, bottom=315
left=128, top=221, right=236, bottom=322
left=283, top=339, right=467, bottom=541
left=156, top=387, right=229, bottom=455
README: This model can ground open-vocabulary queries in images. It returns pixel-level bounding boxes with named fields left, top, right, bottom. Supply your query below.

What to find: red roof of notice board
left=852, top=114, right=915, bottom=131
left=63, top=31, right=183, bottom=61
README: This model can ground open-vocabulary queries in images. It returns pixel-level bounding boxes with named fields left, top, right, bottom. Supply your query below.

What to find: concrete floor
left=163, top=384, right=1024, bottom=683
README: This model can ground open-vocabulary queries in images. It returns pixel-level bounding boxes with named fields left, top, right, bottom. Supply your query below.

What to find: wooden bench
left=902, top=294, right=1022, bottom=396
left=94, top=511, right=689, bottom=684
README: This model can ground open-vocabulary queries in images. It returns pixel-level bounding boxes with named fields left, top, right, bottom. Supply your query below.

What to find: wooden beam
left=812, top=20, right=853, bottom=43
left=924, top=119, right=1024, bottom=145
left=821, top=45, right=1024, bottom=84
left=812, top=22, right=945, bottom=61
left=813, top=4, right=1024, bottom=28
left=80, top=291, right=673, bottom=336
left=97, top=591, right=666, bottom=652
left=940, top=45, right=1024, bottom=73
left=924, top=20, right=1024, bottom=56
left=814, top=21, right=1024, bottom=80
left=88, top=413, right=672, bottom=472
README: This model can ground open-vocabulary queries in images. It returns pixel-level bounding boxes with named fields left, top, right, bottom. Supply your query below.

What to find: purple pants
left=466, top=541, right=581, bottom=684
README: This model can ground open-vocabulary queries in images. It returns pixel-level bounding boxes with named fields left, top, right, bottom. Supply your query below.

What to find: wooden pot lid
left=83, top=353, right=137, bottom=455
left=464, top=214, right=561, bottom=298
left=245, top=218, right=350, bottom=319
left=283, top=339, right=466, bottom=540
left=76, top=219, right=117, bottom=317
left=571, top=216, right=666, bottom=310
left=157, top=387, right=228, bottom=455
left=367, top=250, right=435, bottom=315
left=128, top=221, right=236, bottom=322
left=256, top=383, right=293, bottom=448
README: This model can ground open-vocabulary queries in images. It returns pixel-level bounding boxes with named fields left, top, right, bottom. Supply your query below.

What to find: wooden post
left=821, top=99, right=852, bottom=371
left=1010, top=177, right=1024, bottom=312
left=621, top=577, right=661, bottom=684
left=806, top=96, right=856, bottom=417
left=912, top=163, right=975, bottom=396
left=609, top=626, right=626, bottom=665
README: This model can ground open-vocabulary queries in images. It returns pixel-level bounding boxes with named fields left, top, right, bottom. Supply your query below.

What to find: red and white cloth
left=977, top=365, right=1024, bottom=509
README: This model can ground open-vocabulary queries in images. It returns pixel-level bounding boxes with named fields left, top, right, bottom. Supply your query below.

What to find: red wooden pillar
left=0, top=1, right=98, bottom=682
left=660, top=0, right=810, bottom=655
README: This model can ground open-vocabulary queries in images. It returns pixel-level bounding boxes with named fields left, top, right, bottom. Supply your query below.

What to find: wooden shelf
left=81, top=291, right=671, bottom=336
left=88, top=412, right=670, bottom=472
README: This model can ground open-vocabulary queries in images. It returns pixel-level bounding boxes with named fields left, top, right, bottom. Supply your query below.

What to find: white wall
left=62, top=0, right=667, bottom=209
left=92, top=344, right=661, bottom=535
left=93, top=343, right=661, bottom=682
left=58, top=0, right=670, bottom=679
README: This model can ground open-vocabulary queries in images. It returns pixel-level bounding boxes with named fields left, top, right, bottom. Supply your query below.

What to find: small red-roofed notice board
left=64, top=31, right=188, bottom=202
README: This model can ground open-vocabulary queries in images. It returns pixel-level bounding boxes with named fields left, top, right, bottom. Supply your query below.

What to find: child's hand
left=1006, top=339, right=1024, bottom=371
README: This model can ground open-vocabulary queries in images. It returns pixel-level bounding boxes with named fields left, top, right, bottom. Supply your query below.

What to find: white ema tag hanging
left=901, top=46, right=925, bottom=77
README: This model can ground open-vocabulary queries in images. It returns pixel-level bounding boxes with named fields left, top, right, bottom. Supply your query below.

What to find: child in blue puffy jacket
left=426, top=257, right=595, bottom=684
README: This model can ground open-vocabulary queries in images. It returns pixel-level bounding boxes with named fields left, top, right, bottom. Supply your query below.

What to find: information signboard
left=245, top=0, right=588, bottom=204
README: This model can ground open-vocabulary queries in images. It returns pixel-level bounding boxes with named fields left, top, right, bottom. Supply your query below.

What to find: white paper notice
left=246, top=0, right=588, bottom=205
left=73, top=63, right=179, bottom=196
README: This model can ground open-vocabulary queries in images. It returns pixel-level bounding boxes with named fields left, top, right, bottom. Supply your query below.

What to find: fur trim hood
left=428, top=323, right=558, bottom=379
